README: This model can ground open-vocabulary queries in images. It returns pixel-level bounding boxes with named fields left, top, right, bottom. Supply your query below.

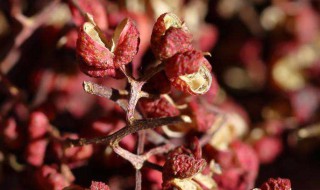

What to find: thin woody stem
left=135, top=130, right=145, bottom=190
left=127, top=81, right=144, bottom=124
left=112, top=144, right=144, bottom=169
left=143, top=144, right=174, bottom=160
left=65, top=116, right=185, bottom=148
left=135, top=170, right=142, bottom=190
left=83, top=81, right=128, bottom=111
left=144, top=161, right=163, bottom=172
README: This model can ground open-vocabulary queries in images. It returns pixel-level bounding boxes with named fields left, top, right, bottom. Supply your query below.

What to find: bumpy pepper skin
left=76, top=16, right=140, bottom=78
left=139, top=97, right=180, bottom=118
left=165, top=50, right=213, bottom=95
left=151, top=13, right=193, bottom=60
left=112, top=18, right=140, bottom=67
left=76, top=20, right=115, bottom=77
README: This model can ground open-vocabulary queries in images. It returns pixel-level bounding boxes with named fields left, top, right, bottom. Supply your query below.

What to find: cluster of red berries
left=76, top=11, right=216, bottom=96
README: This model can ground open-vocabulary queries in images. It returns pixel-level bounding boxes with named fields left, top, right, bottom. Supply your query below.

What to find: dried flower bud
left=152, top=13, right=183, bottom=38
left=112, top=18, right=140, bottom=67
left=151, top=13, right=193, bottom=60
left=139, top=97, right=180, bottom=118
left=77, top=19, right=115, bottom=77
left=163, top=145, right=206, bottom=181
left=260, top=178, right=291, bottom=190
left=90, top=181, right=110, bottom=190
left=165, top=50, right=213, bottom=95
left=77, top=16, right=139, bottom=77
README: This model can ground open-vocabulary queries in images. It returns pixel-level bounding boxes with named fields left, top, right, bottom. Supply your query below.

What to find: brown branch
left=135, top=130, right=145, bottom=190
left=127, top=81, right=144, bottom=123
left=83, top=81, right=128, bottom=111
left=135, top=170, right=142, bottom=190
left=144, top=161, right=163, bottom=172
left=65, top=116, right=185, bottom=148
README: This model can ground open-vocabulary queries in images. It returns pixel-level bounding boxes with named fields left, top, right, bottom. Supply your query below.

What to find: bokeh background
left=0, top=0, right=320, bottom=189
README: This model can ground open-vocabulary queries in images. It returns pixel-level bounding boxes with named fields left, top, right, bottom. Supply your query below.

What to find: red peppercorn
left=139, top=97, right=180, bottom=118
left=163, top=143, right=206, bottom=181
left=151, top=13, right=193, bottom=60
left=76, top=20, right=115, bottom=77
left=90, top=181, right=110, bottom=190
left=112, top=18, right=140, bottom=67
left=76, top=16, right=139, bottom=77
left=260, top=178, right=291, bottom=190
left=165, top=50, right=213, bottom=95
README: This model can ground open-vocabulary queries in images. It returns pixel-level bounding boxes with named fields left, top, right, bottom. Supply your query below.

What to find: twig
left=135, top=130, right=145, bottom=190
left=112, top=144, right=144, bottom=169
left=143, top=144, right=174, bottom=160
left=135, top=170, right=142, bottom=190
left=144, top=161, right=163, bottom=172
left=127, top=81, right=144, bottom=123
left=65, top=116, right=185, bottom=148
left=83, top=81, right=128, bottom=111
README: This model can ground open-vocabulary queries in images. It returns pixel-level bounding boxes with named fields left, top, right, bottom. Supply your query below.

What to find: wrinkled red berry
left=260, top=178, right=291, bottom=190
left=112, top=18, right=140, bottom=67
left=77, top=16, right=139, bottom=77
left=151, top=13, right=193, bottom=60
left=165, top=50, right=213, bottom=95
left=163, top=144, right=206, bottom=181
left=76, top=20, right=115, bottom=77
left=139, top=97, right=180, bottom=118
left=90, top=181, right=110, bottom=190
